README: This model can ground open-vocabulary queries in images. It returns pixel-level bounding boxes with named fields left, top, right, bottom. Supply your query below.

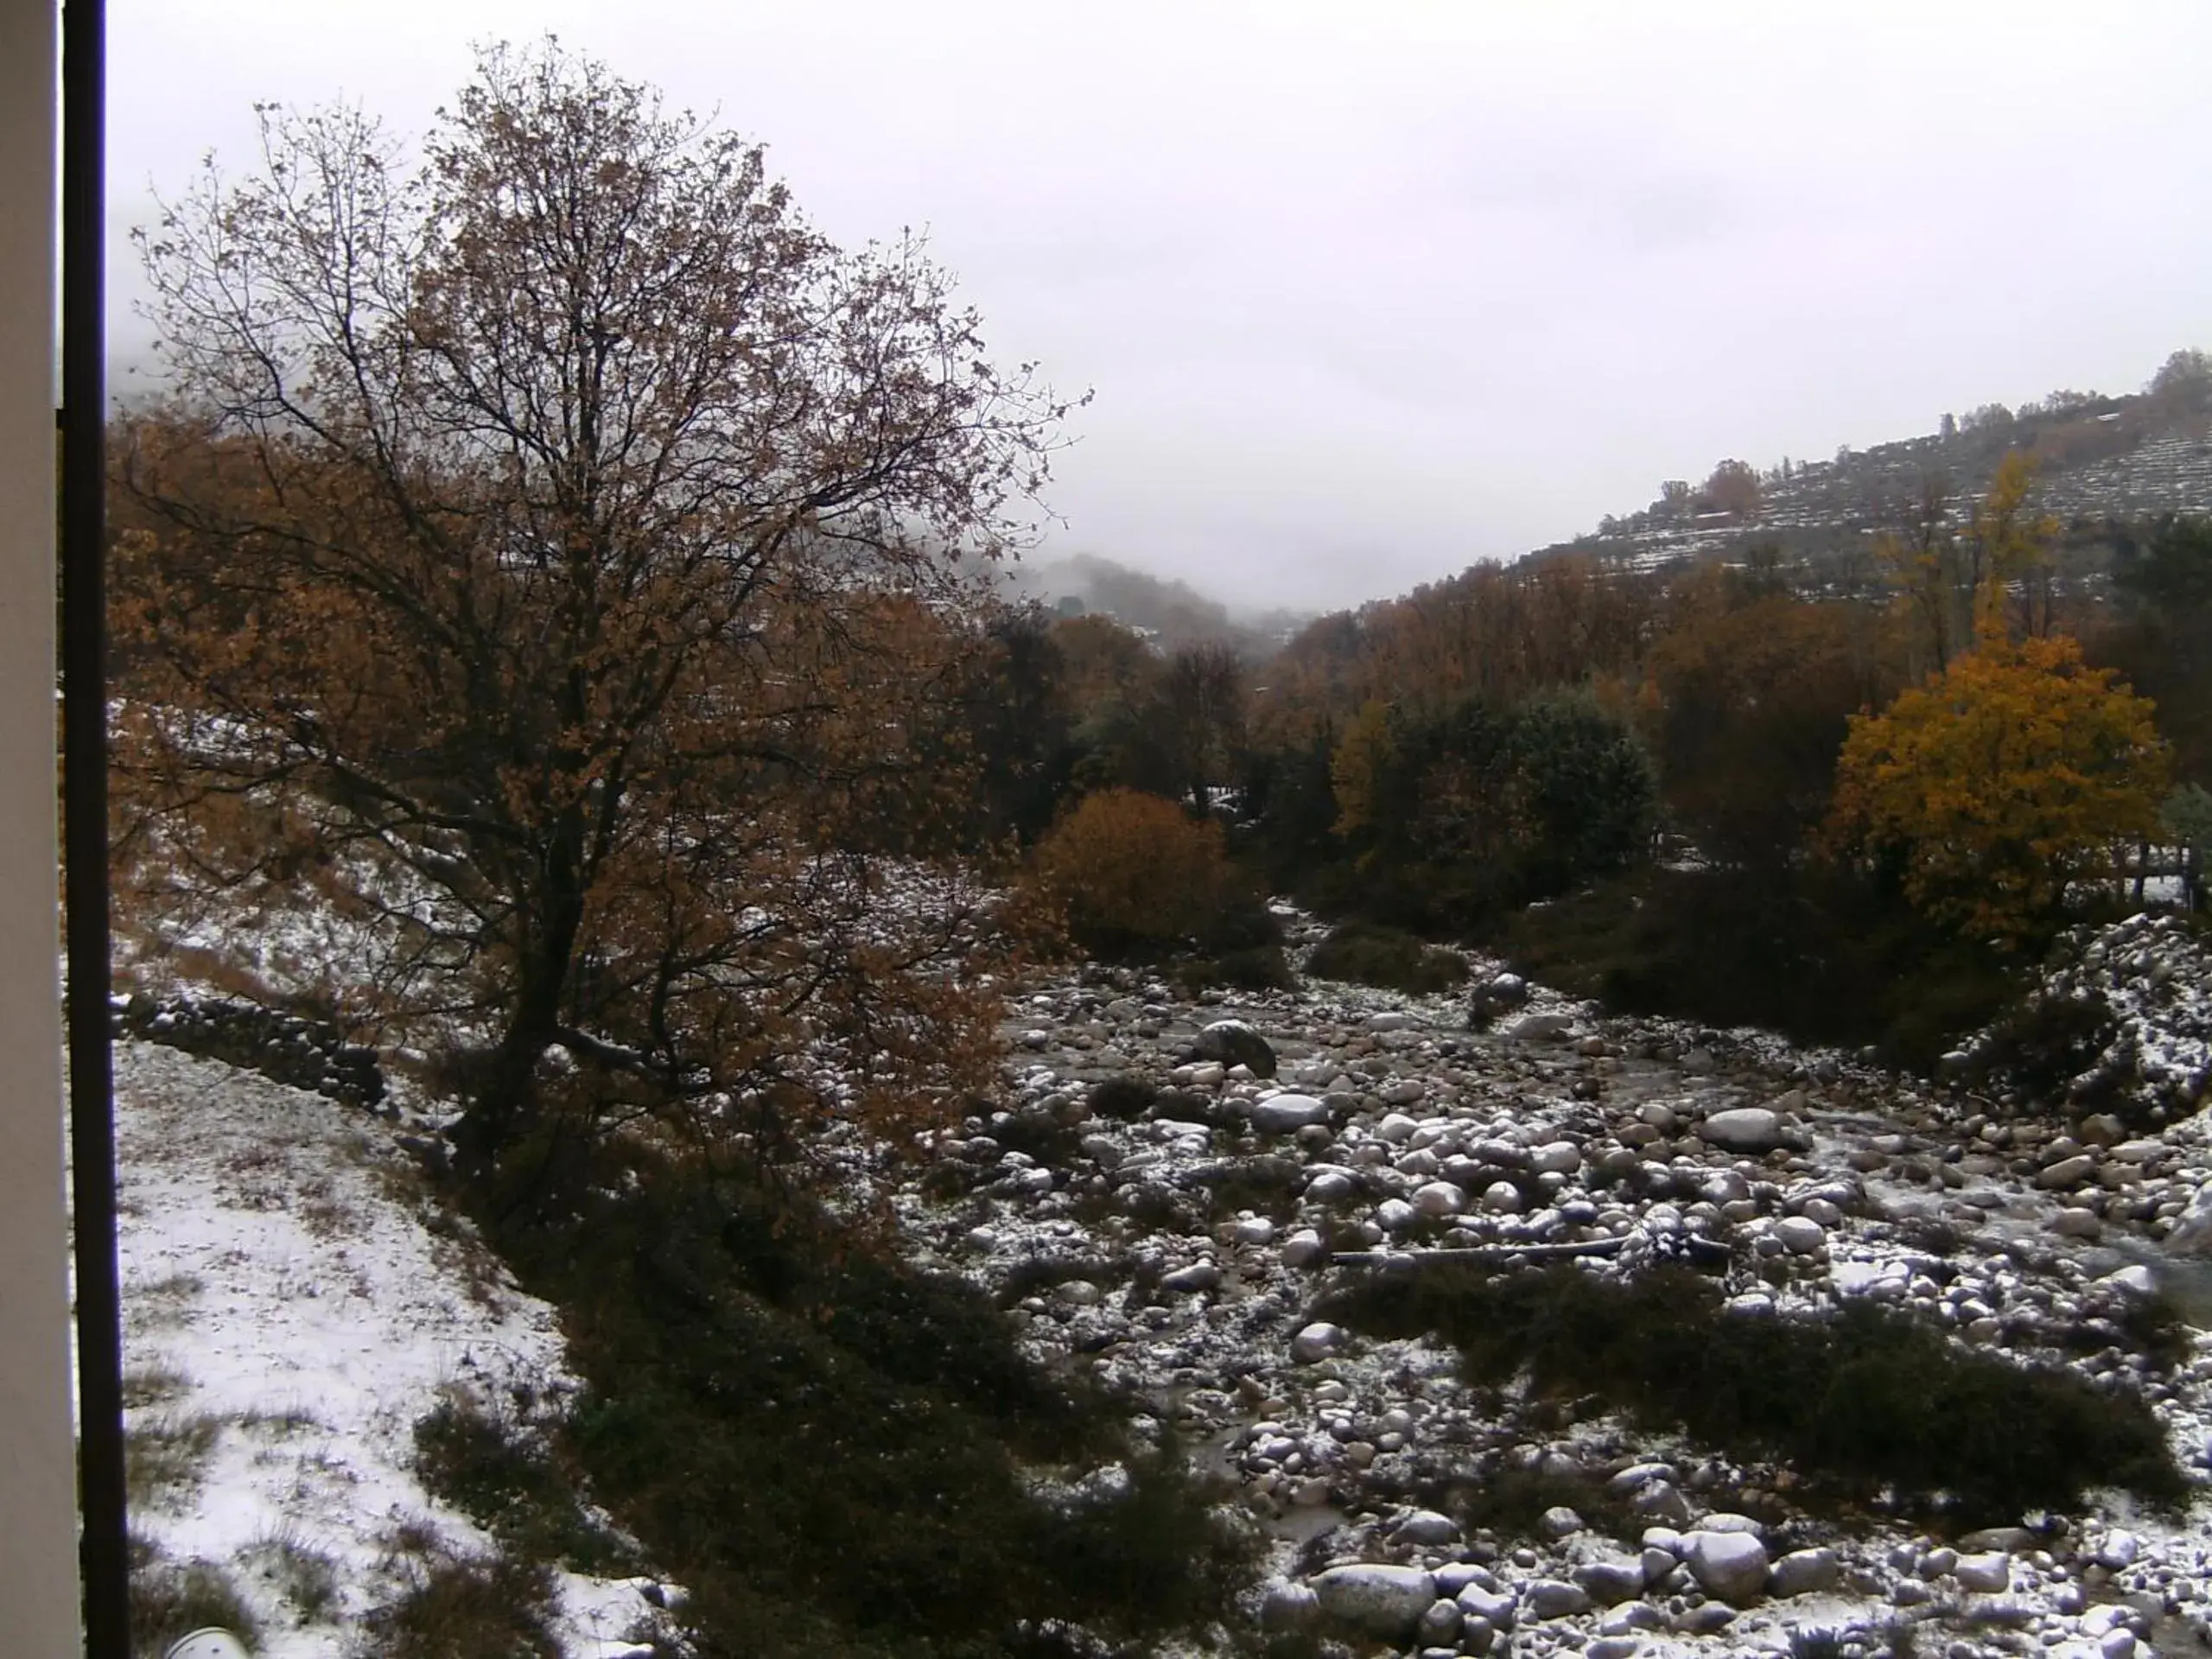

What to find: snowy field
left=113, top=1040, right=671, bottom=1657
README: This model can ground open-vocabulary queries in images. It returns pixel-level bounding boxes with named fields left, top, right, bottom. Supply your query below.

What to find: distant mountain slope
left=1531, top=348, right=2212, bottom=581
left=999, top=553, right=1309, bottom=656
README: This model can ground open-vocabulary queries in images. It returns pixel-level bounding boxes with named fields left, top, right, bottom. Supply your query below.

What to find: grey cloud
left=105, top=0, right=2212, bottom=610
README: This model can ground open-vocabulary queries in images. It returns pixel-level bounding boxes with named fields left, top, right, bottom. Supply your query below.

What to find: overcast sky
left=105, top=2, right=2212, bottom=612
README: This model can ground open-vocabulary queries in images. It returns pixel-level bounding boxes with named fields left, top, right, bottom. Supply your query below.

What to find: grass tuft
left=356, top=1537, right=562, bottom=1659
left=122, top=1363, right=194, bottom=1411
left=243, top=1523, right=342, bottom=1624
left=125, top=1412, right=224, bottom=1513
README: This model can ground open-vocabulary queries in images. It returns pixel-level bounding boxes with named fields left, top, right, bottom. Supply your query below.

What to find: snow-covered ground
left=113, top=1040, right=670, bottom=1657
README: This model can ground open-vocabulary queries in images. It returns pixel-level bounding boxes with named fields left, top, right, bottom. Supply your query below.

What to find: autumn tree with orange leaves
left=112, top=41, right=1080, bottom=1190
left=1828, top=631, right=2168, bottom=944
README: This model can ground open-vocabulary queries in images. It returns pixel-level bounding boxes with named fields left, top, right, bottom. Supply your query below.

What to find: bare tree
left=114, top=41, right=1081, bottom=1187
left=1157, top=643, right=1248, bottom=814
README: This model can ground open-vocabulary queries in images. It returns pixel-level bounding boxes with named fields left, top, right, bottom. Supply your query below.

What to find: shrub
left=1319, top=1262, right=2185, bottom=1524
left=1966, top=990, right=2121, bottom=1116
left=1174, top=943, right=1295, bottom=993
left=356, top=1543, right=563, bottom=1659
left=1028, top=790, right=1234, bottom=956
left=1306, top=921, right=1469, bottom=994
left=412, top=1394, right=634, bottom=1574
left=1084, top=1077, right=1159, bottom=1121
left=478, top=1157, right=1258, bottom=1657
left=1491, top=864, right=2018, bottom=1071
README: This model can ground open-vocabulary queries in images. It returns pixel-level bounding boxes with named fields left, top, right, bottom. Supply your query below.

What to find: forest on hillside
left=947, top=438, right=2212, bottom=1068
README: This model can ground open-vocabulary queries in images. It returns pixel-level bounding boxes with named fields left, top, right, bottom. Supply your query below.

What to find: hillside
left=1528, top=349, right=2212, bottom=583
left=1001, top=552, right=1312, bottom=657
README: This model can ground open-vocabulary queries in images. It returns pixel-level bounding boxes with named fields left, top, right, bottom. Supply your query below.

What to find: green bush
left=1306, top=921, right=1469, bottom=994
left=1319, top=1262, right=2185, bottom=1525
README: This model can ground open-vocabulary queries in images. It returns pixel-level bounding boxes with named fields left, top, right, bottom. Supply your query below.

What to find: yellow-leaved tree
left=1329, top=700, right=1394, bottom=840
left=1827, top=632, right=2169, bottom=943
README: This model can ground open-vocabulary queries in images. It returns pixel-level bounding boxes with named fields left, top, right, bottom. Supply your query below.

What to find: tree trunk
left=452, top=836, right=588, bottom=1180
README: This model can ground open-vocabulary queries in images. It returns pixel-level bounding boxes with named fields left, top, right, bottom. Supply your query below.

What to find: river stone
left=1699, top=1108, right=1783, bottom=1152
left=1628, top=1479, right=1693, bottom=1526
left=2039, top=1154, right=2096, bottom=1188
left=1396, top=1509, right=1459, bottom=1545
left=1259, top=1580, right=1320, bottom=1630
left=1953, top=1551, right=2011, bottom=1592
left=1414, top=1179, right=1464, bottom=1217
left=1509, top=1013, right=1575, bottom=1043
left=1538, top=1505, right=1584, bottom=1539
left=1775, top=1215, right=1826, bottom=1254
left=1532, top=1141, right=1582, bottom=1174
left=1291, top=1322, right=1346, bottom=1363
left=1418, top=1598, right=1463, bottom=1643
left=1523, top=1580, right=1592, bottom=1620
left=1572, top=1558, right=1646, bottom=1605
left=1312, top=1564, right=1438, bottom=1637
left=1251, top=1093, right=1331, bottom=1135
left=1767, top=1546, right=1839, bottom=1597
left=1306, top=1167, right=1357, bottom=1203
left=1681, top=1529, right=1769, bottom=1604
left=1234, top=1216, right=1275, bottom=1247
left=1196, top=1020, right=1276, bottom=1078
left=1457, top=1583, right=1516, bottom=1628
left=1160, top=1261, right=1220, bottom=1294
